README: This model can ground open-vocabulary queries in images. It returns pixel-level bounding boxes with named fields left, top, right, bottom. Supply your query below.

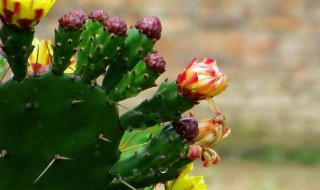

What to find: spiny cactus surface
left=0, top=73, right=122, bottom=189
left=0, top=1, right=230, bottom=190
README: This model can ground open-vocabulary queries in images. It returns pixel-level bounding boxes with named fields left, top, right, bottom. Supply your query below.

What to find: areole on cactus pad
left=0, top=1, right=230, bottom=190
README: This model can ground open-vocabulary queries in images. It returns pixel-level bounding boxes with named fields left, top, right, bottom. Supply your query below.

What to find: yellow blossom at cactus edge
left=28, top=38, right=52, bottom=76
left=28, top=38, right=76, bottom=76
left=166, top=163, right=207, bottom=190
left=0, top=0, right=56, bottom=28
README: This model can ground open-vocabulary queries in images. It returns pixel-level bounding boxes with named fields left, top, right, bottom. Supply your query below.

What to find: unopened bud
left=88, top=9, right=110, bottom=23
left=144, top=53, right=166, bottom=74
left=172, top=117, right=198, bottom=142
left=135, top=16, right=162, bottom=40
left=59, top=9, right=87, bottom=31
left=104, top=16, right=127, bottom=36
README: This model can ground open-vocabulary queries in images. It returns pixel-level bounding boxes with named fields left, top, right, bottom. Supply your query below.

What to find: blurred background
left=38, top=0, right=320, bottom=189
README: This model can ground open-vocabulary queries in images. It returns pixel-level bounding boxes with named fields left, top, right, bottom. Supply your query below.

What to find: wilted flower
left=195, top=117, right=230, bottom=148
left=177, top=58, right=229, bottom=101
left=188, top=117, right=230, bottom=167
left=188, top=145, right=220, bottom=168
left=28, top=38, right=52, bottom=76
left=188, top=144, right=202, bottom=159
left=0, top=0, right=56, bottom=28
left=166, top=163, right=207, bottom=190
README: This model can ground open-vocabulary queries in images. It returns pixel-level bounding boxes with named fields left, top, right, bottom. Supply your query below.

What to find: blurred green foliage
left=218, top=145, right=320, bottom=165
left=0, top=55, right=6, bottom=79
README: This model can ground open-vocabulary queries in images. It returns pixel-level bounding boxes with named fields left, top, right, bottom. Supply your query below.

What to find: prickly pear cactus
left=0, top=1, right=230, bottom=190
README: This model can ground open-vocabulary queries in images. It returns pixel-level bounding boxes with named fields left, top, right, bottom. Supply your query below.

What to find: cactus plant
left=0, top=1, right=230, bottom=190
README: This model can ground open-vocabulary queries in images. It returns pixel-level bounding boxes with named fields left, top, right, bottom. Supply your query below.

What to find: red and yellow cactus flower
left=166, top=163, right=207, bottom=190
left=0, top=0, right=56, bottom=28
left=177, top=58, right=229, bottom=101
left=188, top=117, right=230, bottom=167
left=28, top=38, right=52, bottom=76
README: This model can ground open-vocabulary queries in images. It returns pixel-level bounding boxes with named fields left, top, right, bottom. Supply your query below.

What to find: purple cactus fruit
left=172, top=117, right=199, bottom=143
left=143, top=53, right=166, bottom=74
left=58, top=9, right=87, bottom=31
left=103, top=16, right=127, bottom=36
left=135, top=16, right=162, bottom=40
left=88, top=9, right=110, bottom=23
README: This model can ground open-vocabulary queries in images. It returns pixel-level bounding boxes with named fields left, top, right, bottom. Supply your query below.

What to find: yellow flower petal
left=64, top=58, right=76, bottom=74
left=0, top=0, right=56, bottom=28
left=166, top=163, right=207, bottom=190
left=28, top=38, right=52, bottom=76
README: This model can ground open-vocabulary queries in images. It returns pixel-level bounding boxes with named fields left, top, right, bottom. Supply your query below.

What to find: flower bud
left=135, top=16, right=162, bottom=40
left=177, top=58, right=229, bottom=101
left=104, top=16, right=127, bottom=36
left=88, top=9, right=109, bottom=23
left=58, top=9, right=87, bottom=31
left=172, top=117, right=199, bottom=143
left=143, top=53, right=166, bottom=74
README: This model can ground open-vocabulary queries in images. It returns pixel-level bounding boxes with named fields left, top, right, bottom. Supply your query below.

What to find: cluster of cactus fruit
left=0, top=1, right=230, bottom=190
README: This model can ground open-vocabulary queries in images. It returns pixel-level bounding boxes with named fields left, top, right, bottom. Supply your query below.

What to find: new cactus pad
left=0, top=2, right=230, bottom=190
left=102, top=16, right=161, bottom=92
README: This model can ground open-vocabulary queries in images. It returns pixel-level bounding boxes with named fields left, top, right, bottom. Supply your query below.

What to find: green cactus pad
left=75, top=19, right=126, bottom=82
left=52, top=26, right=82, bottom=74
left=119, top=124, right=163, bottom=161
left=75, top=20, right=103, bottom=74
left=109, top=158, right=193, bottom=190
left=0, top=25, right=34, bottom=81
left=102, top=29, right=155, bottom=91
left=81, top=27, right=126, bottom=82
left=0, top=72, right=123, bottom=189
left=109, top=124, right=190, bottom=189
left=107, top=60, right=160, bottom=102
left=120, top=81, right=196, bottom=129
